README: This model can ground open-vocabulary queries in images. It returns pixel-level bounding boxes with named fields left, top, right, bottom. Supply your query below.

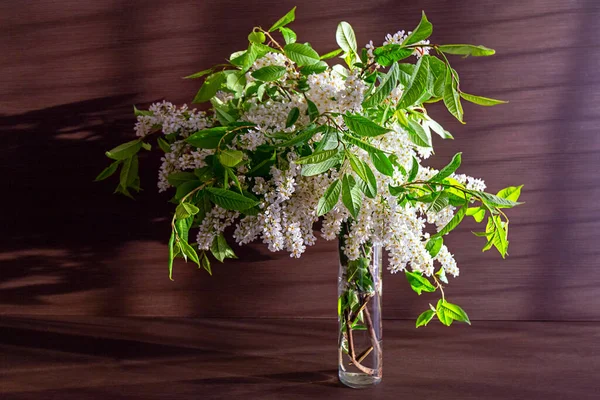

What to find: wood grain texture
left=0, top=316, right=598, bottom=399
left=1, top=0, right=599, bottom=319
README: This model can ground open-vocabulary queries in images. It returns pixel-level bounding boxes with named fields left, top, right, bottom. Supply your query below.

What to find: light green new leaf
left=206, top=187, right=259, bottom=211
left=342, top=174, right=362, bottom=218
left=251, top=65, right=287, bottom=81
left=168, top=230, right=176, bottom=280
left=443, top=67, right=464, bottom=123
left=476, top=191, right=523, bottom=208
left=403, top=11, right=433, bottom=46
left=193, top=72, right=226, bottom=103
left=336, top=21, right=357, bottom=56
left=268, top=6, right=296, bottom=32
left=105, top=139, right=142, bottom=160
left=460, top=92, right=508, bottom=106
left=307, top=99, right=319, bottom=121
left=284, top=43, right=320, bottom=66
left=175, top=202, right=200, bottom=220
left=180, top=241, right=201, bottom=267
left=95, top=160, right=120, bottom=181
left=397, top=55, right=430, bottom=109
left=201, top=252, right=212, bottom=274
left=426, top=236, right=443, bottom=257
left=285, top=107, right=300, bottom=128
left=431, top=153, right=462, bottom=182
left=437, top=299, right=471, bottom=326
left=343, top=114, right=390, bottom=137
left=279, top=27, right=297, bottom=44
left=320, top=48, right=343, bottom=60
left=248, top=31, right=266, bottom=44
left=317, top=179, right=342, bottom=216
left=483, top=215, right=509, bottom=258
left=167, top=172, right=197, bottom=187
left=408, top=156, right=419, bottom=182
left=218, top=149, right=244, bottom=167
left=405, top=270, right=436, bottom=295
left=466, top=206, right=486, bottom=223
left=210, top=233, right=238, bottom=262
left=416, top=309, right=435, bottom=328
left=133, top=105, right=153, bottom=116
left=183, top=68, right=214, bottom=79
left=438, top=44, right=495, bottom=57
left=295, top=149, right=338, bottom=165
left=424, top=116, right=453, bottom=139
left=348, top=153, right=377, bottom=198
left=497, top=185, right=523, bottom=203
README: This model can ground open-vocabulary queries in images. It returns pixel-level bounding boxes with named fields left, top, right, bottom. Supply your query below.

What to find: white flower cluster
left=365, top=29, right=431, bottom=66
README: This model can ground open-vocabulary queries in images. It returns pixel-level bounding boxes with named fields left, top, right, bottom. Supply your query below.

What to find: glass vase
left=337, top=228, right=383, bottom=388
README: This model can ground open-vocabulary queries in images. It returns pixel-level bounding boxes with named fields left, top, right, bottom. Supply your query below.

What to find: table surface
left=0, top=317, right=598, bottom=399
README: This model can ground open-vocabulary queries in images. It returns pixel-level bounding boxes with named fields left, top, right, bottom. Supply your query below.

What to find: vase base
left=339, top=371, right=382, bottom=389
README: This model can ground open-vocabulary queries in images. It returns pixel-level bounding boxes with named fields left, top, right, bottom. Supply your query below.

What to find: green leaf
left=424, top=116, right=453, bottom=139
left=183, top=68, right=214, bottom=79
left=466, top=207, right=486, bottom=223
left=167, top=172, right=198, bottom=187
left=476, top=191, right=523, bottom=208
left=186, top=127, right=229, bottom=149
left=306, top=98, right=319, bottom=121
left=406, top=119, right=431, bottom=147
left=436, top=267, right=448, bottom=284
left=320, top=48, right=343, bottom=60
left=405, top=270, right=436, bottom=295
left=317, top=179, right=341, bottom=216
left=408, top=156, right=419, bottom=182
left=342, top=175, right=362, bottom=218
left=431, top=153, right=462, bottom=182
left=438, top=44, right=495, bottom=57
left=157, top=137, right=171, bottom=153
left=251, top=65, right=287, bottom=81
left=193, top=72, right=226, bottom=103
left=120, top=155, right=139, bottom=188
left=210, top=233, right=238, bottom=262
left=336, top=21, right=357, bottom=56
left=443, top=67, right=464, bottom=123
left=497, top=185, right=523, bottom=203
left=247, top=149, right=276, bottom=177
left=437, top=299, right=471, bottom=326
left=397, top=55, right=430, bottom=109
left=206, top=187, right=258, bottom=211
left=370, top=151, right=394, bottom=177
left=363, top=62, right=399, bottom=108
left=218, top=149, right=244, bottom=167
left=175, top=180, right=203, bottom=201
left=301, top=153, right=342, bottom=176
left=284, top=43, right=320, bottom=66
left=416, top=309, right=435, bottom=328
left=279, top=27, right=297, bottom=44
left=168, top=230, right=175, bottom=280
left=268, top=6, right=296, bottom=32
left=95, top=160, right=120, bottom=181
left=343, top=114, right=389, bottom=137
left=277, top=125, right=322, bottom=147
left=434, top=206, right=467, bottom=237
left=133, top=105, right=152, bottom=116
left=201, top=252, right=212, bottom=274
left=225, top=70, right=246, bottom=95
left=286, top=107, right=300, bottom=128
left=348, top=153, right=377, bottom=198
left=403, top=11, right=433, bottom=46
left=342, top=133, right=381, bottom=155
left=180, top=241, right=201, bottom=267
left=295, top=148, right=338, bottom=165
left=482, top=215, right=509, bottom=257
left=105, top=139, right=142, bottom=161
left=460, top=92, right=508, bottom=106
left=426, top=236, right=443, bottom=257
left=300, top=61, right=328, bottom=75
left=373, top=44, right=413, bottom=67
left=175, top=202, right=200, bottom=220
left=248, top=31, right=266, bottom=44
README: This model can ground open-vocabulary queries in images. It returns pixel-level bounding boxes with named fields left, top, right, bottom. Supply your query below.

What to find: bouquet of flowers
left=96, top=8, right=522, bottom=331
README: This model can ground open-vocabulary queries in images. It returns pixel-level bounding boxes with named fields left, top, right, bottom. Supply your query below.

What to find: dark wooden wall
left=1, top=0, right=599, bottom=320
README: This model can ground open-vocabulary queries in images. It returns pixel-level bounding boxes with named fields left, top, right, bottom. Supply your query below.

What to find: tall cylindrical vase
left=337, top=229, right=383, bottom=388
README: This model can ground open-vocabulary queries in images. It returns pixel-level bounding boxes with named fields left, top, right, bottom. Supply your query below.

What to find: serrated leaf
left=268, top=6, right=296, bottom=32
left=437, top=299, right=471, bottom=326
left=248, top=31, right=266, bottom=44
left=416, top=309, right=435, bottom=328
left=496, top=185, right=523, bottom=203
left=336, top=21, right=357, bottom=56
left=320, top=48, right=343, bottom=60
left=306, top=98, right=319, bottom=121
left=426, top=236, right=443, bottom=257
left=373, top=44, right=413, bottom=67
left=95, top=160, right=120, bottom=181
left=193, top=72, right=226, bottom=103
left=167, top=172, right=198, bottom=187
left=210, top=233, right=238, bottom=262
left=343, top=114, right=389, bottom=137
left=285, top=107, right=300, bottom=128
left=251, top=65, right=287, bottom=81
left=476, top=191, right=523, bottom=208
left=438, top=44, right=495, bottom=57
left=284, top=43, right=320, bottom=66
left=436, top=267, right=448, bottom=284
left=206, top=187, right=259, bottom=211
left=218, top=149, right=244, bottom=167
left=460, top=92, right=508, bottom=106
left=175, top=202, right=200, bottom=220
left=180, top=240, right=200, bottom=267
left=175, top=180, right=203, bottom=201
left=406, top=119, right=431, bottom=147
left=398, top=55, right=430, bottom=109
left=105, top=139, right=142, bottom=161
left=431, top=153, right=462, bottom=182
left=363, top=62, right=399, bottom=108
left=300, top=61, right=328, bottom=75
left=408, top=156, right=420, bottom=182
left=443, top=67, right=464, bottom=122
left=186, top=127, right=229, bottom=149
left=277, top=125, right=322, bottom=147
left=279, top=27, right=296, bottom=44
left=405, top=270, right=436, bottom=295
left=317, top=179, right=341, bottom=216
left=342, top=175, right=362, bottom=218
left=403, top=11, right=433, bottom=46
left=301, top=153, right=342, bottom=176
left=370, top=151, right=394, bottom=177
left=435, top=206, right=467, bottom=237
left=295, top=148, right=338, bottom=165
